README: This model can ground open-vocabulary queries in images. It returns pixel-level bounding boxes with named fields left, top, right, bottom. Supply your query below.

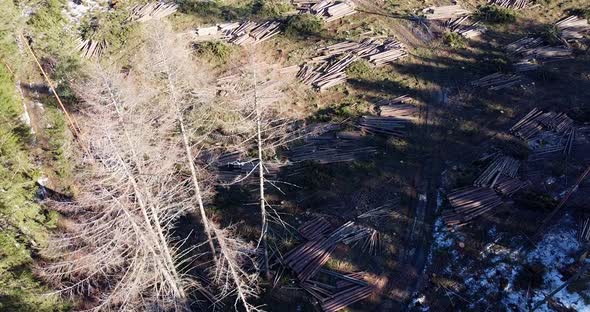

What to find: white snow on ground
left=64, top=0, right=108, bottom=25
left=415, top=208, right=590, bottom=311
left=502, top=214, right=587, bottom=312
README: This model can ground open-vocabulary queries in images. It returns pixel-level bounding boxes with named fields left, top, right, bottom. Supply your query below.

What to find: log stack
left=297, top=0, right=357, bottom=22
left=446, top=16, right=486, bottom=38
left=358, top=116, right=407, bottom=137
left=299, top=218, right=334, bottom=240
left=473, top=156, right=520, bottom=187
left=288, top=133, right=377, bottom=164
left=487, top=0, right=530, bottom=9
left=379, top=103, right=419, bottom=121
left=285, top=221, right=376, bottom=311
left=76, top=38, right=107, bottom=59
left=494, top=177, right=531, bottom=196
left=299, top=269, right=373, bottom=312
left=443, top=187, right=503, bottom=227
left=226, top=20, right=282, bottom=46
left=128, top=1, right=178, bottom=22
left=510, top=108, right=576, bottom=159
left=297, top=38, right=407, bottom=91
left=471, top=72, right=523, bottom=90
left=505, top=36, right=573, bottom=64
left=284, top=221, right=370, bottom=280
left=556, top=15, right=590, bottom=41
left=578, top=217, right=590, bottom=244
left=422, top=5, right=471, bottom=20
left=320, top=284, right=374, bottom=312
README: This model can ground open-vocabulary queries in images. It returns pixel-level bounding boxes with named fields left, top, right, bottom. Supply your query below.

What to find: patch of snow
left=502, top=215, right=587, bottom=311
left=64, top=0, right=109, bottom=26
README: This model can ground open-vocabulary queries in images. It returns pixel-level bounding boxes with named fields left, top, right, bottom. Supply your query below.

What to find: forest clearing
left=1, top=0, right=589, bottom=311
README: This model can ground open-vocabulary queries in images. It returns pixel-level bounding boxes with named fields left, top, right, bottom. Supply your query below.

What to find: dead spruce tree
left=138, top=22, right=262, bottom=311
left=215, top=49, right=299, bottom=280
left=140, top=22, right=218, bottom=260
left=41, top=65, right=194, bottom=311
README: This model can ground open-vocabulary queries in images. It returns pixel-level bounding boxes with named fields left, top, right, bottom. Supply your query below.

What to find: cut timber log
left=128, top=2, right=177, bottom=22
left=320, top=285, right=374, bottom=312
left=556, top=15, right=590, bottom=41
left=422, top=5, right=471, bottom=20
left=358, top=116, right=407, bottom=137
left=298, top=37, right=406, bottom=91
left=471, top=72, right=523, bottom=90
left=446, top=16, right=486, bottom=38
left=299, top=218, right=334, bottom=240
left=473, top=156, right=520, bottom=187
left=443, top=187, right=503, bottom=227
left=488, top=0, right=530, bottom=9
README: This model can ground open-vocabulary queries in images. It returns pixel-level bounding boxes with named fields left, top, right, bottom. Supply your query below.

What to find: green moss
left=285, top=14, right=323, bottom=38
left=313, top=97, right=372, bottom=122
left=253, top=0, right=293, bottom=18
left=346, top=59, right=372, bottom=79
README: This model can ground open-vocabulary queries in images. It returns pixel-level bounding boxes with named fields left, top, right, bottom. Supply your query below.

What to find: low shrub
left=475, top=5, right=517, bottom=24
left=253, top=0, right=293, bottom=18
left=443, top=32, right=466, bottom=48
left=514, top=263, right=546, bottom=290
left=539, top=24, right=562, bottom=45
left=514, top=191, right=557, bottom=211
left=194, top=41, right=233, bottom=62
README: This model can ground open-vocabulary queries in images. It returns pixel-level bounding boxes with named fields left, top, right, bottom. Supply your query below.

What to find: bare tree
left=41, top=65, right=194, bottom=311
left=214, top=49, right=299, bottom=279
left=140, top=21, right=218, bottom=260
left=137, top=22, right=264, bottom=310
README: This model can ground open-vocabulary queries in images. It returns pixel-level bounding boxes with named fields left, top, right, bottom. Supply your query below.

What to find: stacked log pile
left=320, top=284, right=374, bottom=312
left=284, top=221, right=372, bottom=280
left=578, top=217, right=590, bottom=244
left=422, top=5, right=471, bottom=20
left=473, top=156, right=520, bottom=187
left=128, top=2, right=178, bottom=22
left=225, top=20, right=282, bottom=46
left=487, top=0, right=529, bottom=9
left=297, top=55, right=356, bottom=91
left=556, top=15, right=590, bottom=41
left=298, top=218, right=334, bottom=240
left=76, top=38, right=107, bottom=59
left=297, top=38, right=407, bottom=91
left=300, top=269, right=373, bottom=312
left=288, top=130, right=377, bottom=164
left=285, top=220, right=376, bottom=310
left=510, top=108, right=576, bottom=159
left=446, top=16, right=486, bottom=38
left=494, top=177, right=531, bottom=196
left=513, top=60, right=539, bottom=72
left=295, top=0, right=357, bottom=22
left=471, top=72, right=523, bottom=90
left=379, top=103, right=419, bottom=121
left=358, top=116, right=407, bottom=137
left=506, top=36, right=573, bottom=64
left=443, top=187, right=503, bottom=227
left=77, top=2, right=176, bottom=58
